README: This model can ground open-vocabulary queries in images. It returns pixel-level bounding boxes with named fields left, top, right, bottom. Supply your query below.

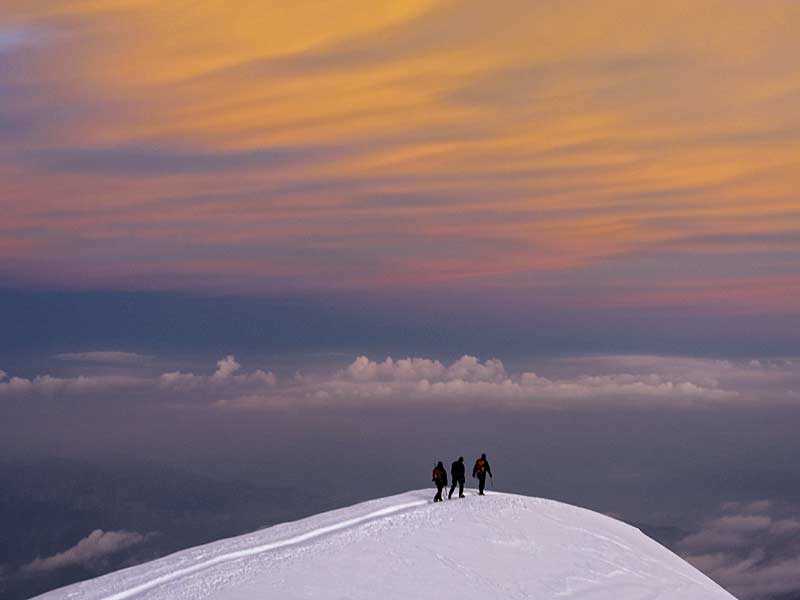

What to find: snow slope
left=34, top=490, right=736, bottom=600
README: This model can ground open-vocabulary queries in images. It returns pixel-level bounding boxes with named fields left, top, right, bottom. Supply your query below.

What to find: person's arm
left=487, top=462, right=493, bottom=477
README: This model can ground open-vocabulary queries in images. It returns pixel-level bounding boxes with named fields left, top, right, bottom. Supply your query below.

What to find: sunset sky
left=2, top=0, right=798, bottom=312
left=2, top=4, right=800, bottom=599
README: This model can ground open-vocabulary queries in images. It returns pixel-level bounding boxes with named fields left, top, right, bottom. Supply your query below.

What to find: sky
left=1, top=2, right=800, bottom=599
left=1, top=0, right=799, bottom=309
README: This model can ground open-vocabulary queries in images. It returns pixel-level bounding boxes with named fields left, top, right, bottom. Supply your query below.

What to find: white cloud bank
left=21, top=529, right=151, bottom=574
left=158, top=354, right=277, bottom=390
left=0, top=354, right=276, bottom=402
left=309, top=355, right=740, bottom=406
left=2, top=353, right=799, bottom=408
left=0, top=373, right=143, bottom=396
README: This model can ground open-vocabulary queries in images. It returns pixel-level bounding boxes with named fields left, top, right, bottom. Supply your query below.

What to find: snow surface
left=34, top=489, right=737, bottom=600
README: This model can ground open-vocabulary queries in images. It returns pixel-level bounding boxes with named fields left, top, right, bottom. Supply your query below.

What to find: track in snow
left=98, top=499, right=428, bottom=600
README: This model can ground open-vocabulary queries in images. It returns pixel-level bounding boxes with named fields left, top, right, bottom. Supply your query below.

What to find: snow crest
left=34, top=490, right=737, bottom=600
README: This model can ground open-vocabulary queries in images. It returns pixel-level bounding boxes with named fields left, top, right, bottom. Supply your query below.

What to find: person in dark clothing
left=472, top=453, right=493, bottom=495
left=432, top=461, right=448, bottom=502
left=448, top=456, right=466, bottom=499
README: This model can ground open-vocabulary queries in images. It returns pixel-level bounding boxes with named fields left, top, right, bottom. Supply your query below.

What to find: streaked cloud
left=0, top=1, right=797, bottom=314
left=55, top=351, right=152, bottom=364
left=0, top=26, right=42, bottom=52
left=26, top=144, right=342, bottom=176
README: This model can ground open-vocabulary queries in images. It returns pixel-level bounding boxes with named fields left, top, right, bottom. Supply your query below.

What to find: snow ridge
left=35, top=490, right=737, bottom=600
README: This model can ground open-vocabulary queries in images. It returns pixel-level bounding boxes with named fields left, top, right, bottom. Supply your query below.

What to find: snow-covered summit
left=35, top=489, right=736, bottom=600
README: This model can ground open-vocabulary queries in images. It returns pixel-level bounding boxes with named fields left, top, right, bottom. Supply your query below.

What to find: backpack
left=475, top=459, right=486, bottom=474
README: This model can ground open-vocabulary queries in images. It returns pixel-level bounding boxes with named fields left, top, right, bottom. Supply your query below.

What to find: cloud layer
left=22, top=529, right=151, bottom=574
left=312, top=355, right=740, bottom=406
left=2, top=353, right=798, bottom=409
left=680, top=501, right=800, bottom=599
